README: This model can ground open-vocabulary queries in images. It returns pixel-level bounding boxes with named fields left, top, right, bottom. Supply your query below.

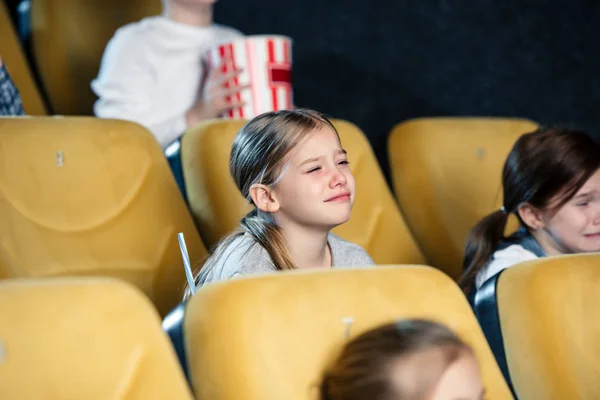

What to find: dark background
left=215, top=0, right=600, bottom=179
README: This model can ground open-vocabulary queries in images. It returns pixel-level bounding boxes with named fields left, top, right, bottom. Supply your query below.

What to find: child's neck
left=281, top=225, right=332, bottom=269
left=531, top=227, right=567, bottom=256
left=163, top=2, right=213, bottom=27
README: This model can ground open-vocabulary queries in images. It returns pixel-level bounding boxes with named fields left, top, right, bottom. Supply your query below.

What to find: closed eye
left=338, top=160, right=350, bottom=166
left=307, top=167, right=321, bottom=173
left=575, top=197, right=591, bottom=207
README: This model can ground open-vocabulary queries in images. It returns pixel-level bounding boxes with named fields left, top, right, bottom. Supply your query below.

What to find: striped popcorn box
left=204, top=35, right=293, bottom=119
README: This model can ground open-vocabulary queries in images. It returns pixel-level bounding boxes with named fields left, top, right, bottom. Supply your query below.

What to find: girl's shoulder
left=221, top=235, right=277, bottom=276
left=197, top=234, right=275, bottom=286
left=475, top=244, right=539, bottom=289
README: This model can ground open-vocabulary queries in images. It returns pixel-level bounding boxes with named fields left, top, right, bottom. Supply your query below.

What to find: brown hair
left=184, top=109, right=339, bottom=298
left=320, top=319, right=473, bottom=400
left=459, top=127, right=600, bottom=293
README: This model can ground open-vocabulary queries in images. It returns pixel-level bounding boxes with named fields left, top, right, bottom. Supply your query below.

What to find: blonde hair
left=184, top=109, right=339, bottom=299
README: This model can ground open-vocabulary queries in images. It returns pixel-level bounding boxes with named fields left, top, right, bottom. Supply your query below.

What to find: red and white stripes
left=205, top=35, right=293, bottom=119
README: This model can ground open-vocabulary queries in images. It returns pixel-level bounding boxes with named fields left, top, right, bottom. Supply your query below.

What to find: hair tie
left=500, top=206, right=507, bottom=213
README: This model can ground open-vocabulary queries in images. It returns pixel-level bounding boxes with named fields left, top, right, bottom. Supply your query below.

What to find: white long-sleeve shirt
left=92, top=16, right=242, bottom=149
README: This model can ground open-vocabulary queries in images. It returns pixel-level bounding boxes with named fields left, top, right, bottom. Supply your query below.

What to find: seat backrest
left=474, top=271, right=515, bottom=397
left=183, top=266, right=512, bottom=400
left=30, top=0, right=160, bottom=114
left=0, top=277, right=194, bottom=399
left=182, top=119, right=424, bottom=264
left=388, top=117, right=538, bottom=279
left=0, top=1, right=47, bottom=115
left=0, top=117, right=206, bottom=316
left=480, top=254, right=600, bottom=399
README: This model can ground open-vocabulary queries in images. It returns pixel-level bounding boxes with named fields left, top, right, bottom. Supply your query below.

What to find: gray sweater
left=195, top=232, right=375, bottom=288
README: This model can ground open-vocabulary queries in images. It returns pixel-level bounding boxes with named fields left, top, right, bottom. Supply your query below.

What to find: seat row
left=177, top=116, right=537, bottom=279
left=0, top=266, right=509, bottom=399
left=2, top=254, right=599, bottom=399
left=0, top=115, right=537, bottom=315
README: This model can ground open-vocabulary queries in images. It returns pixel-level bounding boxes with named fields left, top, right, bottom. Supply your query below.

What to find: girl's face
left=532, top=169, right=600, bottom=255
left=270, top=125, right=356, bottom=231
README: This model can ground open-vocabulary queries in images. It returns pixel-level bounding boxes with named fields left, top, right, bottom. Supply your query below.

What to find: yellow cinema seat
left=0, top=117, right=206, bottom=316
left=475, top=253, right=600, bottom=400
left=0, top=277, right=194, bottom=399
left=30, top=0, right=160, bottom=114
left=388, top=117, right=538, bottom=279
left=184, top=266, right=512, bottom=399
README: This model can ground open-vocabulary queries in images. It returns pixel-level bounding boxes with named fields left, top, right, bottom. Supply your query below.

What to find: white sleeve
left=91, top=31, right=186, bottom=149
left=475, top=244, right=539, bottom=289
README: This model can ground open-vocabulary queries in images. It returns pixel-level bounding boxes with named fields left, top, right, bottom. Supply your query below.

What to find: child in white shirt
left=92, top=0, right=246, bottom=149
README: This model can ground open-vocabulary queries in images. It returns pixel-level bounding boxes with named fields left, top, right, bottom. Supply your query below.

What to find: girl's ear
left=517, top=203, right=545, bottom=230
left=249, top=184, right=280, bottom=213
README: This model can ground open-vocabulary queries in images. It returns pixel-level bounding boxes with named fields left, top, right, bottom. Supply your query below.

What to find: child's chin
left=332, top=213, right=352, bottom=226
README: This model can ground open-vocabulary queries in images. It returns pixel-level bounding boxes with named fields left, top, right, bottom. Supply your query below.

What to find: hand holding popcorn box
left=205, top=35, right=293, bottom=119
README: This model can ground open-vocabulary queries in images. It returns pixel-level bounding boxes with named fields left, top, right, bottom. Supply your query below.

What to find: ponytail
left=182, top=208, right=295, bottom=300
left=459, top=210, right=510, bottom=293
left=239, top=208, right=295, bottom=271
